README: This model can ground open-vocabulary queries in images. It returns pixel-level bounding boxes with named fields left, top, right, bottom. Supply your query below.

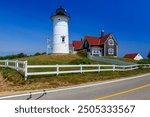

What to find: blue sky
left=0, top=0, right=150, bottom=57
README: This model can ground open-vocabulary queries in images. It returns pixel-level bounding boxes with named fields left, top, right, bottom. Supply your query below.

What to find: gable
left=102, top=34, right=118, bottom=45
left=100, top=34, right=110, bottom=44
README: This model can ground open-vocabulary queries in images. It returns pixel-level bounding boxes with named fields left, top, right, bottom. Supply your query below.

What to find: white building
left=51, top=6, right=70, bottom=54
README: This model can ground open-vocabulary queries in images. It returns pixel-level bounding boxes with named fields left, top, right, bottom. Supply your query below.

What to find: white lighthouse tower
left=51, top=6, right=70, bottom=54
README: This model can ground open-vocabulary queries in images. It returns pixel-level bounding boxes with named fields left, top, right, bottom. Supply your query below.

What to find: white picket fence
left=0, top=60, right=150, bottom=80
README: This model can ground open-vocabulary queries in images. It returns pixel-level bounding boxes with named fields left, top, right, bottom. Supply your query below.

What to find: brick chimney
left=101, top=30, right=105, bottom=38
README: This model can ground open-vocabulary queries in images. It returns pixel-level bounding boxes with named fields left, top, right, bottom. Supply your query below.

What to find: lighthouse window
left=61, top=36, right=65, bottom=43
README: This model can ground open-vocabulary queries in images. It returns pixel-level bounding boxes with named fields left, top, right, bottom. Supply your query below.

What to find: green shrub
left=33, top=52, right=46, bottom=56
left=17, top=53, right=27, bottom=58
left=137, top=59, right=150, bottom=64
left=69, top=58, right=92, bottom=64
left=77, top=50, right=88, bottom=58
left=41, top=52, right=46, bottom=55
left=0, top=53, right=27, bottom=60
left=34, top=52, right=41, bottom=56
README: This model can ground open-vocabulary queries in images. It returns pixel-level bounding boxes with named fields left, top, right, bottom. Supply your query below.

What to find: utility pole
left=47, top=37, right=51, bottom=55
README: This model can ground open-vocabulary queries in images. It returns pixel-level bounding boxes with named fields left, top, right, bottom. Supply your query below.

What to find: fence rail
left=0, top=60, right=150, bottom=80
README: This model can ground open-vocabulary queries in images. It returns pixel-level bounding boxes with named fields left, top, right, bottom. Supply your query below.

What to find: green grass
left=18, top=54, right=106, bottom=65
left=17, top=54, right=107, bottom=73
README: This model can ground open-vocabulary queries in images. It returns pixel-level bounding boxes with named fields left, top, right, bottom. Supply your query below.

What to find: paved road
left=0, top=74, right=150, bottom=100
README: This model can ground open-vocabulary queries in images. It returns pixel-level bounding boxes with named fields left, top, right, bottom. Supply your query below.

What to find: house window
left=108, top=48, right=114, bottom=55
left=61, top=36, right=65, bottom=43
left=108, top=39, right=114, bottom=46
left=109, top=35, right=113, bottom=39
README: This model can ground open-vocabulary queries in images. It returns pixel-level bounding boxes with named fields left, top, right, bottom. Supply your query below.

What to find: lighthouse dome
left=51, top=6, right=70, bottom=19
left=56, top=6, right=67, bottom=15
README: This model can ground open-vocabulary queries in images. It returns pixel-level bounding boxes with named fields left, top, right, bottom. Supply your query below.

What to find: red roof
left=85, top=36, right=100, bottom=45
left=124, top=53, right=138, bottom=59
left=73, top=40, right=83, bottom=49
left=85, top=34, right=111, bottom=45
left=100, top=34, right=111, bottom=44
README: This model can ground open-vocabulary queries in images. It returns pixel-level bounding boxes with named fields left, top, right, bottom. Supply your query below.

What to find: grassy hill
left=19, top=54, right=105, bottom=65
left=0, top=54, right=150, bottom=95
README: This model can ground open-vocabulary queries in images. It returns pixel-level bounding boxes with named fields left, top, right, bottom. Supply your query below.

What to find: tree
left=147, top=51, right=150, bottom=59
left=77, top=50, right=88, bottom=58
left=17, top=53, right=27, bottom=58
left=34, top=52, right=41, bottom=56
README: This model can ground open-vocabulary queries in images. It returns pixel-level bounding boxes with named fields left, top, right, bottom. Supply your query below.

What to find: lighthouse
left=51, top=6, right=70, bottom=54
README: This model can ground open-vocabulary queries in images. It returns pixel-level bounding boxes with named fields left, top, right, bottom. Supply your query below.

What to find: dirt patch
left=0, top=73, right=3, bottom=81
left=0, top=72, right=11, bottom=93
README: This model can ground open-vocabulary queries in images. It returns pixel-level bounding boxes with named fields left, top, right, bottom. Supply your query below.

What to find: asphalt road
left=0, top=74, right=150, bottom=100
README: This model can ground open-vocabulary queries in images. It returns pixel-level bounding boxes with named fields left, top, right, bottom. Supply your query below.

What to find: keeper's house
left=69, top=30, right=118, bottom=57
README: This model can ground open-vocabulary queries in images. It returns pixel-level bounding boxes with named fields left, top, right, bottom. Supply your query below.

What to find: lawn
left=19, top=54, right=105, bottom=65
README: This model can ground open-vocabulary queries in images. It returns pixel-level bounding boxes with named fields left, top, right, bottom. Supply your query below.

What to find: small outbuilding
left=124, top=53, right=143, bottom=60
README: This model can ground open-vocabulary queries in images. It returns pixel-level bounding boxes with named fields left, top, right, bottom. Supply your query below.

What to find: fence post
left=98, top=64, right=100, bottom=72
left=113, top=65, right=115, bottom=72
left=123, top=65, right=125, bottom=71
left=137, top=64, right=139, bottom=69
left=5, top=60, right=8, bottom=68
left=56, top=64, right=59, bottom=76
left=80, top=64, right=83, bottom=73
left=15, top=60, right=19, bottom=71
left=130, top=65, right=132, bottom=70
left=24, top=61, right=28, bottom=80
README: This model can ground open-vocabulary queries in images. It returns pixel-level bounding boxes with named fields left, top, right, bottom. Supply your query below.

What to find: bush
left=33, top=52, right=46, bottom=56
left=34, top=52, right=41, bottom=56
left=69, top=58, right=92, bottom=64
left=41, top=52, right=46, bottom=55
left=77, top=50, right=88, bottom=58
left=17, top=53, right=27, bottom=58
left=137, top=59, right=150, bottom=64
left=0, top=53, right=27, bottom=60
